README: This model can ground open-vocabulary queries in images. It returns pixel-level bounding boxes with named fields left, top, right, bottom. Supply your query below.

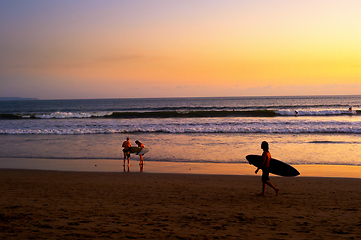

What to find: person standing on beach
left=135, top=140, right=145, bottom=166
left=255, top=141, right=279, bottom=196
left=122, top=137, right=132, bottom=167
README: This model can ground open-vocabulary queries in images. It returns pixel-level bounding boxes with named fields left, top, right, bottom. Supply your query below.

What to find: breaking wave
left=1, top=109, right=360, bottom=120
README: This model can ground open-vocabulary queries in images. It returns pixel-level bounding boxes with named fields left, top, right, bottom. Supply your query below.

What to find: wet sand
left=1, top=158, right=361, bottom=178
left=1, top=169, right=360, bottom=239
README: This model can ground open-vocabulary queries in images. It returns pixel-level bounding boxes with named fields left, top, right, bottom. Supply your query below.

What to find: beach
left=1, top=168, right=360, bottom=239
left=1, top=96, right=361, bottom=239
left=2, top=0, right=361, bottom=237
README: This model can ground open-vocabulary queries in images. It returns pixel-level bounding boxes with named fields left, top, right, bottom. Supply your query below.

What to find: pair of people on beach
left=122, top=137, right=145, bottom=166
left=255, top=141, right=279, bottom=196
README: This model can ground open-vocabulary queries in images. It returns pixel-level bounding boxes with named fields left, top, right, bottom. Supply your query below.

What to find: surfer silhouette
left=255, top=141, right=279, bottom=196
left=135, top=140, right=145, bottom=166
left=122, top=137, right=132, bottom=167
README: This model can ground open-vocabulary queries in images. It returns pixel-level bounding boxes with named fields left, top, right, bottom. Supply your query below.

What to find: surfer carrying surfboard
left=135, top=140, right=145, bottom=166
left=122, top=137, right=132, bottom=167
left=255, top=141, right=279, bottom=196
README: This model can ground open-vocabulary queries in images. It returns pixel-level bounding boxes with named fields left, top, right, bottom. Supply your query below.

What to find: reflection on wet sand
left=123, top=163, right=144, bottom=172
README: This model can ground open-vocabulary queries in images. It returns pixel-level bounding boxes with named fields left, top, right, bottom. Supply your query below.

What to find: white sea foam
left=1, top=117, right=361, bottom=134
left=275, top=109, right=356, bottom=116
left=34, top=111, right=112, bottom=119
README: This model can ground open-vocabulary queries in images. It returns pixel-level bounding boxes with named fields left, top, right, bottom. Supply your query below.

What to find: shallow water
left=1, top=132, right=360, bottom=166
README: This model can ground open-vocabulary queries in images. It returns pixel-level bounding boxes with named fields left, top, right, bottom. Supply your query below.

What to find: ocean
left=1, top=95, right=361, bottom=166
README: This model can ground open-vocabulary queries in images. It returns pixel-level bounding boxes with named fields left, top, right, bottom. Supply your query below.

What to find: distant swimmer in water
left=348, top=107, right=356, bottom=115
left=294, top=111, right=298, bottom=116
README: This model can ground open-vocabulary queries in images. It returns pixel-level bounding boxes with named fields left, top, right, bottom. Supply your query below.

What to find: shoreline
left=0, top=158, right=360, bottom=178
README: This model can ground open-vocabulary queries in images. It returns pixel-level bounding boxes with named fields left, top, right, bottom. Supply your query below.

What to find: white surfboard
left=129, top=147, right=149, bottom=155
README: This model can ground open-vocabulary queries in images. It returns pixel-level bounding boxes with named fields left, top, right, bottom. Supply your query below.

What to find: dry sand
left=0, top=169, right=360, bottom=239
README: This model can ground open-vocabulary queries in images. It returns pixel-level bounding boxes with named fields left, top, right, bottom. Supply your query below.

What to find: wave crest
left=2, top=109, right=360, bottom=120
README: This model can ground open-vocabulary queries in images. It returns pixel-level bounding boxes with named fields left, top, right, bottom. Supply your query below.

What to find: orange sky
left=1, top=0, right=361, bottom=99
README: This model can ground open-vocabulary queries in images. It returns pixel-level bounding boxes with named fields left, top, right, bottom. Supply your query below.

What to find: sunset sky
left=1, top=0, right=361, bottom=99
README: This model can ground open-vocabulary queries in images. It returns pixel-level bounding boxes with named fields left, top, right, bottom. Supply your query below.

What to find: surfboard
left=246, top=155, right=300, bottom=177
left=129, top=147, right=149, bottom=155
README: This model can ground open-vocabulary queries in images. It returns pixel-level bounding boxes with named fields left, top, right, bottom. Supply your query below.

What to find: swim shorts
left=123, top=149, right=130, bottom=157
left=262, top=168, right=270, bottom=182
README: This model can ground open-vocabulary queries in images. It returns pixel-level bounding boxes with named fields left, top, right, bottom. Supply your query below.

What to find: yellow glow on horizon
left=2, top=0, right=361, bottom=98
